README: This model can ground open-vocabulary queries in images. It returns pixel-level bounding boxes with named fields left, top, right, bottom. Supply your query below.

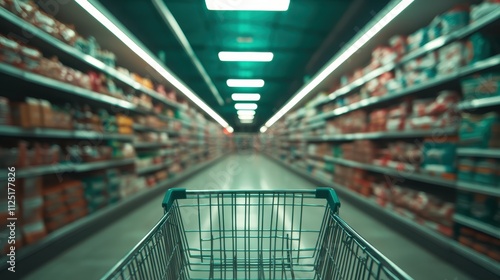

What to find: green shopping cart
left=102, top=188, right=413, bottom=280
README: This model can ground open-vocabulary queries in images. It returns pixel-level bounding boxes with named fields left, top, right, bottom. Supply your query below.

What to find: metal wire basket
left=102, top=188, right=413, bottom=280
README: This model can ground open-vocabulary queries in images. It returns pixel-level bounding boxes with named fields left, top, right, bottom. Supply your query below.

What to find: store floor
left=26, top=153, right=473, bottom=280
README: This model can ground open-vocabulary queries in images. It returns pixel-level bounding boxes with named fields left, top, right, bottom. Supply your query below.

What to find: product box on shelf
left=421, top=139, right=458, bottom=177
left=458, top=227, right=500, bottom=261
left=459, top=112, right=500, bottom=148
left=461, top=72, right=500, bottom=100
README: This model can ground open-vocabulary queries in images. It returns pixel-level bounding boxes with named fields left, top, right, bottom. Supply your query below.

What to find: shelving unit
left=308, top=54, right=500, bottom=123
left=0, top=2, right=231, bottom=273
left=265, top=154, right=500, bottom=278
left=310, top=8, right=500, bottom=109
left=261, top=4, right=500, bottom=278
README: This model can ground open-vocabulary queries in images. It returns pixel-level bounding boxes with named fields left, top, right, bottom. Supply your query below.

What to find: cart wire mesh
left=102, top=188, right=413, bottom=280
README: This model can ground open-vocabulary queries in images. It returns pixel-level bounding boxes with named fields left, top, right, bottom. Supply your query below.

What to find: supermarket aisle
left=26, top=153, right=473, bottom=280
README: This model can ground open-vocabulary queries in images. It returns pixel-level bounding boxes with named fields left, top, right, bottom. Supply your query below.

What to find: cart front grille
left=103, top=190, right=412, bottom=280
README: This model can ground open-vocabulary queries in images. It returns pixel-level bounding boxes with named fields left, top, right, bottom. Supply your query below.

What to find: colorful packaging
left=469, top=194, right=496, bottom=224
left=461, top=72, right=500, bottom=100
left=458, top=158, right=475, bottom=182
left=474, top=159, right=497, bottom=186
left=459, top=113, right=500, bottom=148
left=441, top=6, right=470, bottom=35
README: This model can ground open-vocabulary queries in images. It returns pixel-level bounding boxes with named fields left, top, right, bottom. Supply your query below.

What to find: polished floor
left=26, top=153, right=473, bottom=280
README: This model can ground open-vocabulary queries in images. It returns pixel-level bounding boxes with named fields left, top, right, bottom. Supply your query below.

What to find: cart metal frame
left=102, top=188, right=413, bottom=280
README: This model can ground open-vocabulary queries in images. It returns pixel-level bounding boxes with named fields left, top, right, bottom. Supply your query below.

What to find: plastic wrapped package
left=8, top=0, right=36, bottom=20
left=407, top=27, right=429, bottom=52
left=459, top=112, right=500, bottom=148
left=0, top=35, right=21, bottom=65
left=389, top=35, right=407, bottom=57
left=437, top=41, right=468, bottom=74
left=441, top=5, right=470, bottom=35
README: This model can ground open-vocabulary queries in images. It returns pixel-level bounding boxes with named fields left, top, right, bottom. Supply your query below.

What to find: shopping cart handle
left=315, top=188, right=341, bottom=212
left=162, top=188, right=187, bottom=211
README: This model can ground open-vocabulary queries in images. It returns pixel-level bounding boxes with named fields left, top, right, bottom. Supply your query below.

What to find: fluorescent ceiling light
left=232, top=93, right=261, bottom=101
left=240, top=119, right=254, bottom=124
left=260, top=126, right=268, bottom=133
left=237, top=110, right=256, bottom=116
left=227, top=79, right=264, bottom=88
left=206, top=0, right=290, bottom=11
left=219, top=52, right=273, bottom=62
left=238, top=115, right=255, bottom=120
left=74, top=0, right=230, bottom=129
left=263, top=0, right=414, bottom=129
left=226, top=126, right=234, bottom=133
left=235, top=103, right=258, bottom=110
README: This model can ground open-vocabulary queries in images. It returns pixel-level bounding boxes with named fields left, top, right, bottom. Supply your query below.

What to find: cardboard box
left=39, top=99, right=53, bottom=128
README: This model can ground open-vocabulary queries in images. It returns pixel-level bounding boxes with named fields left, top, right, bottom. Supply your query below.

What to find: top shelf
left=311, top=9, right=500, bottom=108
left=0, top=7, right=180, bottom=109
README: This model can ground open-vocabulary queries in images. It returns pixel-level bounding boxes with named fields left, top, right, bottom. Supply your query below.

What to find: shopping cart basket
left=102, top=188, right=413, bottom=280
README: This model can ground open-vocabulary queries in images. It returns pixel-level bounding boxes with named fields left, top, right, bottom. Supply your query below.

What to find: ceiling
left=99, top=0, right=391, bottom=132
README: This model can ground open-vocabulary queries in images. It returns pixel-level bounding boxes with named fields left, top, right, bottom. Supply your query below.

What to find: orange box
left=39, top=99, right=53, bottom=128
left=10, top=102, right=31, bottom=128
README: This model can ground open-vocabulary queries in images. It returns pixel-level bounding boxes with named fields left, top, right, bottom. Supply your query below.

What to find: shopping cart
left=102, top=188, right=413, bottom=280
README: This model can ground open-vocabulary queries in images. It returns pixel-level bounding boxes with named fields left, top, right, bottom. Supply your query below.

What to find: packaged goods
left=458, top=158, right=475, bottom=182
left=407, top=27, right=428, bottom=52
left=0, top=97, right=10, bottom=125
left=459, top=113, right=500, bottom=148
left=421, top=141, right=457, bottom=174
left=0, top=35, right=21, bottom=66
left=461, top=72, right=500, bottom=100
left=437, top=41, right=468, bottom=74
left=469, top=193, right=496, bottom=223
left=465, top=33, right=496, bottom=64
left=456, top=191, right=472, bottom=216
left=474, top=159, right=497, bottom=186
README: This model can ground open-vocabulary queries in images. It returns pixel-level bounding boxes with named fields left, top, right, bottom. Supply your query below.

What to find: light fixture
left=227, top=79, right=265, bottom=88
left=240, top=119, right=254, bottom=124
left=263, top=0, right=414, bottom=129
left=235, top=103, right=258, bottom=110
left=219, top=52, right=273, bottom=62
left=260, top=126, right=268, bottom=133
left=238, top=115, right=255, bottom=120
left=74, top=0, right=230, bottom=129
left=232, top=93, right=261, bottom=101
left=237, top=110, right=256, bottom=116
left=226, top=126, right=234, bottom=133
left=205, top=0, right=290, bottom=11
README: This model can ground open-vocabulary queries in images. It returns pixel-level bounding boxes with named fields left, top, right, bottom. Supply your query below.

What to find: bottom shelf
left=0, top=154, right=229, bottom=276
left=265, top=154, right=500, bottom=278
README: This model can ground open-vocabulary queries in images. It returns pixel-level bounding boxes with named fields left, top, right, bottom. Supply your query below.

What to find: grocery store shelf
left=457, top=148, right=500, bottom=159
left=311, top=9, right=500, bottom=108
left=132, top=124, right=180, bottom=135
left=308, top=55, right=500, bottom=123
left=134, top=142, right=169, bottom=149
left=0, top=7, right=180, bottom=109
left=288, top=121, right=326, bottom=133
left=458, top=96, right=500, bottom=110
left=456, top=181, right=500, bottom=197
left=0, top=154, right=228, bottom=276
left=303, top=127, right=457, bottom=142
left=266, top=154, right=500, bottom=278
left=0, top=125, right=133, bottom=141
left=323, top=156, right=456, bottom=188
left=454, top=214, right=500, bottom=239
left=1, top=158, right=135, bottom=179
left=0, top=63, right=143, bottom=112
left=137, top=159, right=173, bottom=175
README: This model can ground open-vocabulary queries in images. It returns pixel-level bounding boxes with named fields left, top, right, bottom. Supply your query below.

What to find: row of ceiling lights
left=214, top=1, right=291, bottom=126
